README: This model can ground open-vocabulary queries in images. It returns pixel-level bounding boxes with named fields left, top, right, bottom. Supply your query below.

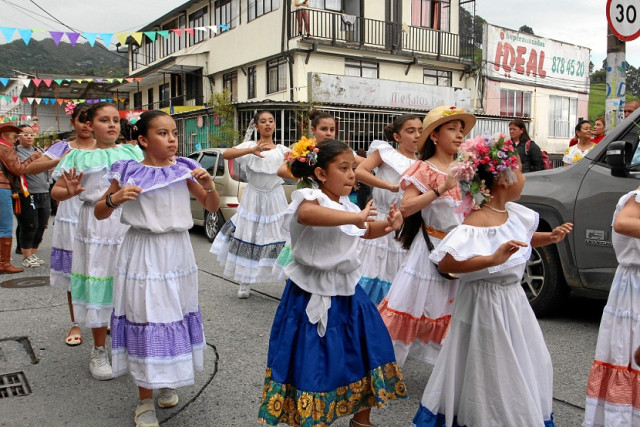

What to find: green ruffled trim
left=54, top=144, right=143, bottom=177
left=275, top=245, right=294, bottom=268
left=258, top=361, right=406, bottom=426
left=70, top=273, right=113, bottom=306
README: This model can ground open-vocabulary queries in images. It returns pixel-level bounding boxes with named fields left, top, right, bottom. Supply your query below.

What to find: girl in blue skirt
left=258, top=139, right=407, bottom=427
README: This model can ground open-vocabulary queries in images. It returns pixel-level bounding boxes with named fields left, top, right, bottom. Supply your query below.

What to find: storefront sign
left=483, top=23, right=590, bottom=93
left=309, top=73, right=471, bottom=111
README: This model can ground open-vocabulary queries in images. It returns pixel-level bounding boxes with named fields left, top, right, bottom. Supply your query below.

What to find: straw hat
left=416, top=106, right=476, bottom=154
left=0, top=122, right=22, bottom=135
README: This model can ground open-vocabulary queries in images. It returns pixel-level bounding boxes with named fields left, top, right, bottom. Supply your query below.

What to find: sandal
left=65, top=323, right=82, bottom=346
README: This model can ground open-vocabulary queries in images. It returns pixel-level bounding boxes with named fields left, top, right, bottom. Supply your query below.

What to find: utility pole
left=605, top=27, right=625, bottom=132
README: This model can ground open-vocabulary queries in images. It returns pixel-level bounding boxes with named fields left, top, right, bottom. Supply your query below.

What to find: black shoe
left=15, top=247, right=21, bottom=255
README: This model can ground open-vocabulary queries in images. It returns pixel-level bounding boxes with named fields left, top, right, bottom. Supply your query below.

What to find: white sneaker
left=135, top=398, right=159, bottom=427
left=31, top=255, right=45, bottom=265
left=157, top=388, right=179, bottom=408
left=21, top=256, right=39, bottom=268
left=89, top=346, right=113, bottom=380
left=237, top=283, right=251, bottom=299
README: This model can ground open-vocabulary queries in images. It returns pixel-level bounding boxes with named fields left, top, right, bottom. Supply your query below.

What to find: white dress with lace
left=413, top=202, right=555, bottom=427
left=210, top=141, right=290, bottom=283
left=357, top=140, right=416, bottom=305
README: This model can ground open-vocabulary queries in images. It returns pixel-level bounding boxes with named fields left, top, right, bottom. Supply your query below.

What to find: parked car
left=188, top=148, right=296, bottom=241
left=518, top=109, right=640, bottom=316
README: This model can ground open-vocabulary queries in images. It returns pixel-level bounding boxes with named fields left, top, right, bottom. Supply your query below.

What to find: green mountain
left=0, top=38, right=128, bottom=77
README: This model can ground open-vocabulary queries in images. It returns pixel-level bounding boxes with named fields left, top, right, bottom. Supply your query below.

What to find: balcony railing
left=289, top=9, right=473, bottom=62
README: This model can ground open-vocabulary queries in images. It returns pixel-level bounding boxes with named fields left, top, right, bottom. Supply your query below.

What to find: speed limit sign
left=607, top=0, right=640, bottom=41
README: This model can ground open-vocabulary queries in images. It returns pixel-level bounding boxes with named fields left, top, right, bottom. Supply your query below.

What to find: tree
left=518, top=25, right=534, bottom=35
left=208, top=89, right=240, bottom=148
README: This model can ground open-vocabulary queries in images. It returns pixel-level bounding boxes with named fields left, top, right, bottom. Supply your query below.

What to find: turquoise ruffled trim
left=357, top=276, right=392, bottom=305
left=275, top=245, right=293, bottom=269
left=412, top=404, right=555, bottom=427
left=70, top=273, right=113, bottom=307
left=53, top=144, right=143, bottom=178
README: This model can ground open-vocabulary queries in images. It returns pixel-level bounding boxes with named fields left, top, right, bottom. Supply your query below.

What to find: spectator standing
left=564, top=120, right=594, bottom=166
left=293, top=0, right=310, bottom=37
left=624, top=100, right=640, bottom=118
left=509, top=119, right=544, bottom=172
left=14, top=125, right=51, bottom=268
left=0, top=122, right=41, bottom=273
left=591, top=117, right=606, bottom=144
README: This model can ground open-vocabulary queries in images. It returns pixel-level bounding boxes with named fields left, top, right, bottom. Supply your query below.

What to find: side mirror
left=606, top=140, right=633, bottom=177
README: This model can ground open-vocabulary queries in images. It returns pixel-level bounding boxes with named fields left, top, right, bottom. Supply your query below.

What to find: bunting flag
left=0, top=95, right=115, bottom=106
left=0, top=24, right=230, bottom=46
left=0, top=76, right=136, bottom=87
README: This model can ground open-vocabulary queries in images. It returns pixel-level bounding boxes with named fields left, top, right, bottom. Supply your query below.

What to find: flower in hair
left=451, top=133, right=519, bottom=214
left=284, top=136, right=318, bottom=172
left=64, top=101, right=77, bottom=116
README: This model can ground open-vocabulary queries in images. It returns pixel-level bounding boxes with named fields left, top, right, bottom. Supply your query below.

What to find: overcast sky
left=0, top=0, right=637, bottom=70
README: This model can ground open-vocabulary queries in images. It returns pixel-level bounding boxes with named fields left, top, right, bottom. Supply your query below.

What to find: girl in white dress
left=25, top=102, right=95, bottom=346
left=51, top=102, right=143, bottom=381
left=414, top=133, right=572, bottom=427
left=355, top=114, right=420, bottom=304
left=95, top=111, right=219, bottom=427
left=210, top=111, right=290, bottom=298
left=378, top=106, right=475, bottom=366
left=584, top=187, right=640, bottom=426
left=258, top=139, right=406, bottom=427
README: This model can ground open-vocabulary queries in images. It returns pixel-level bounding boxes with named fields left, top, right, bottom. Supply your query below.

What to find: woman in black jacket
left=509, top=119, right=544, bottom=172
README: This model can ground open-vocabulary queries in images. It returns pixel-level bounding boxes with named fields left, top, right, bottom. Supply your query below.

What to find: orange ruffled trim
left=586, top=360, right=640, bottom=408
left=378, top=299, right=451, bottom=346
left=400, top=161, right=462, bottom=201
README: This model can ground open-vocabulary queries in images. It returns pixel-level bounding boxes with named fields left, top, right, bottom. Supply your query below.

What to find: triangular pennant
left=115, top=33, right=129, bottom=46
left=20, top=79, right=31, bottom=88
left=131, top=32, right=144, bottom=45
left=0, top=27, right=16, bottom=43
left=170, top=29, right=183, bottom=36
left=18, top=29, right=33, bottom=45
left=99, top=33, right=113, bottom=46
left=47, top=98, right=54, bottom=104
left=22, top=97, right=27, bottom=103
left=208, top=26, right=219, bottom=35
left=56, top=99, right=64, bottom=105
left=27, top=97, right=35, bottom=104
left=94, top=78, right=104, bottom=83
left=11, top=97, right=18, bottom=103
left=35, top=98, right=42, bottom=104
left=75, top=79, right=83, bottom=84
left=144, top=31, right=157, bottom=42
left=107, top=98, right=113, bottom=102
left=43, top=79, right=53, bottom=87
left=135, top=77, right=142, bottom=82
left=0, top=78, right=8, bottom=86
left=194, top=27, right=208, bottom=32
left=83, top=32, right=97, bottom=47
left=185, top=28, right=194, bottom=37
left=41, top=98, right=48, bottom=105
left=124, top=78, right=134, bottom=83
left=32, top=29, right=46, bottom=34
left=63, top=99, right=70, bottom=103
left=220, top=24, right=230, bottom=31
left=100, top=99, right=106, bottom=102
left=156, top=30, right=169, bottom=39
left=49, top=31, right=64, bottom=46
left=66, top=32, right=81, bottom=46
left=32, top=78, right=42, bottom=87
left=54, top=79, right=64, bottom=85
left=115, top=78, right=123, bottom=83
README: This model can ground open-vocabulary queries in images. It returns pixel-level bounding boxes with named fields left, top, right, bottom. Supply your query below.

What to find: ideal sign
left=483, top=23, right=590, bottom=93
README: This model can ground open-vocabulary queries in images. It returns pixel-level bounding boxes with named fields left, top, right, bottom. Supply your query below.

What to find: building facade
left=116, top=0, right=478, bottom=154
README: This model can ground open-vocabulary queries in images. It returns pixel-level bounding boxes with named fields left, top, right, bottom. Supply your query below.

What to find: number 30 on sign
left=607, top=0, right=640, bottom=41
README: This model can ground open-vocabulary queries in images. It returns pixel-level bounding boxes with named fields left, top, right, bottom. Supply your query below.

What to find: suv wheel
left=521, top=244, right=569, bottom=317
left=204, top=210, right=223, bottom=242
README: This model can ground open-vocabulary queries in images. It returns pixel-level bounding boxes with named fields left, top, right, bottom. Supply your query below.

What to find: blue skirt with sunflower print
left=258, top=280, right=407, bottom=426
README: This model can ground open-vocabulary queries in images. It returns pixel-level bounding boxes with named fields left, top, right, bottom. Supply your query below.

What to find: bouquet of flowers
left=451, top=133, right=519, bottom=213
left=284, top=136, right=319, bottom=188
left=64, top=101, right=77, bottom=116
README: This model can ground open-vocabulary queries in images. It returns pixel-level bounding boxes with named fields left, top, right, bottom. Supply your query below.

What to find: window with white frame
left=423, top=69, right=451, bottom=86
left=411, top=0, right=450, bottom=31
left=499, top=89, right=532, bottom=117
left=223, top=71, right=238, bottom=101
left=267, top=57, right=287, bottom=94
left=189, top=7, right=208, bottom=44
left=215, top=0, right=238, bottom=30
left=248, top=0, right=280, bottom=22
left=247, top=66, right=256, bottom=99
left=308, top=0, right=342, bottom=10
left=345, top=59, right=378, bottom=79
left=549, top=95, right=578, bottom=138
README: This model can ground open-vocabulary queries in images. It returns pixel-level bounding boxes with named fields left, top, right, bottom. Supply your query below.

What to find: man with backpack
left=509, top=118, right=546, bottom=172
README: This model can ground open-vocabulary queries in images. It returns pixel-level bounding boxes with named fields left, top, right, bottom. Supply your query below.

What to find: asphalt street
left=0, top=218, right=605, bottom=426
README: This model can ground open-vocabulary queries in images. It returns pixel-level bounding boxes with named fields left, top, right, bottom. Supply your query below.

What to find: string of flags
left=0, top=25, right=230, bottom=47
left=0, top=76, right=142, bottom=88
left=0, top=95, right=125, bottom=106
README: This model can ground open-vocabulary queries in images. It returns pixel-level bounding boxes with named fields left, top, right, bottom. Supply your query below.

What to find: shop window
left=549, top=95, right=578, bottom=138
left=189, top=7, right=209, bottom=44
left=423, top=69, right=452, bottom=86
left=223, top=71, right=238, bottom=101
left=499, top=89, right=532, bottom=118
left=215, top=0, right=238, bottom=30
left=345, top=59, right=378, bottom=79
